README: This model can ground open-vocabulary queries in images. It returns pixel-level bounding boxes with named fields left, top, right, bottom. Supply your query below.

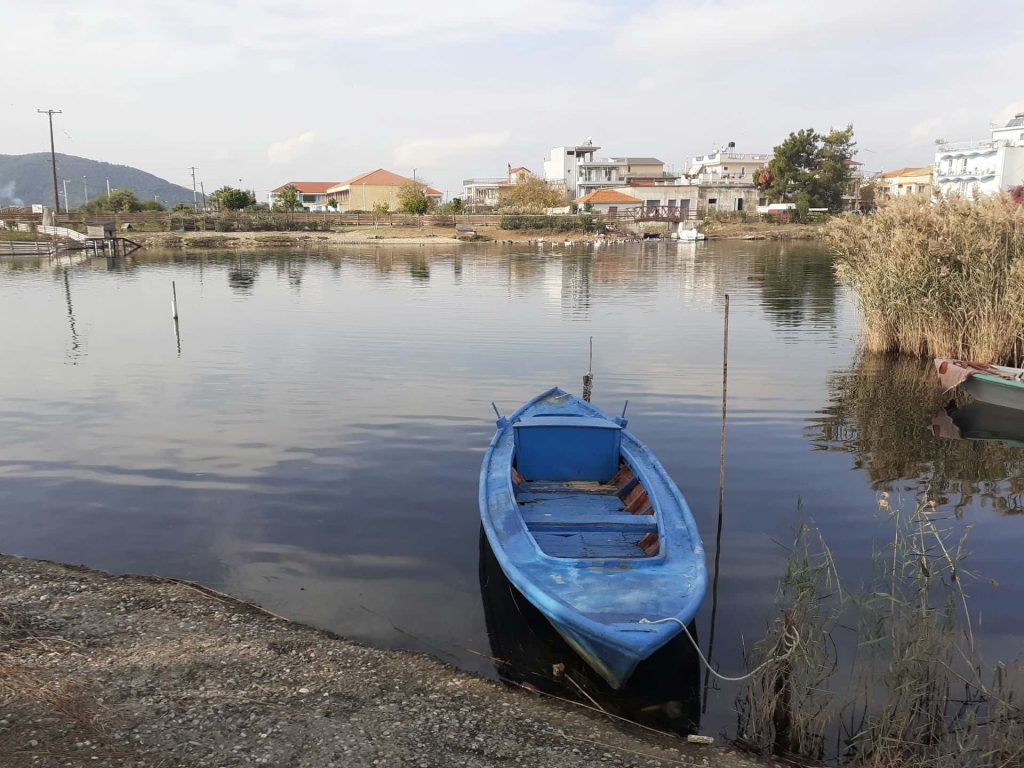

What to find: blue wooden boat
left=479, top=387, right=707, bottom=689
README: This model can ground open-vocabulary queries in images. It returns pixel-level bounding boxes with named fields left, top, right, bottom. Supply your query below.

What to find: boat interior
left=511, top=415, right=659, bottom=559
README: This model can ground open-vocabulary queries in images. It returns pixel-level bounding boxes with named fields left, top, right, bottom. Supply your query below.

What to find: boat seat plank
left=525, top=515, right=657, bottom=532
left=531, top=530, right=647, bottom=558
left=517, top=494, right=626, bottom=514
left=517, top=480, right=620, bottom=496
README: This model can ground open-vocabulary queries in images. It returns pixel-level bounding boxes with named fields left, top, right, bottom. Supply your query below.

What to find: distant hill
left=0, top=153, right=195, bottom=209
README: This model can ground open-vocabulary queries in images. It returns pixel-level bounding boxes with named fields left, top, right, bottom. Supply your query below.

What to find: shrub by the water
left=499, top=214, right=596, bottom=232
left=827, top=193, right=1024, bottom=364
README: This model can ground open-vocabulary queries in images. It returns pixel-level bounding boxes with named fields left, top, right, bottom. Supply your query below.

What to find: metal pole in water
left=171, top=281, right=178, bottom=320
left=582, top=335, right=594, bottom=402
left=702, top=293, right=729, bottom=711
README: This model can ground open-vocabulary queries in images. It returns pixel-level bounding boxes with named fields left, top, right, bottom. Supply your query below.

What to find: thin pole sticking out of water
left=171, top=281, right=178, bottom=320
left=703, top=293, right=729, bottom=711
left=582, top=336, right=594, bottom=402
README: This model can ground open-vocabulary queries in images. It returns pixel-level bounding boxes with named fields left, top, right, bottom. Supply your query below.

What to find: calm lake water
left=1, top=242, right=1022, bottom=736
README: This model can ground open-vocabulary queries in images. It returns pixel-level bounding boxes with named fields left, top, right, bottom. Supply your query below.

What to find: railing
left=936, top=139, right=998, bottom=153
left=38, top=225, right=89, bottom=242
left=0, top=240, right=57, bottom=256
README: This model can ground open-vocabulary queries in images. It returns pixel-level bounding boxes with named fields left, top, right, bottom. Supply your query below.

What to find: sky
left=3, top=0, right=1024, bottom=201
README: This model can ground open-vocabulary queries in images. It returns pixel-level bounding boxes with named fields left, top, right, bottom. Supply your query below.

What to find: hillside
left=0, top=153, right=195, bottom=209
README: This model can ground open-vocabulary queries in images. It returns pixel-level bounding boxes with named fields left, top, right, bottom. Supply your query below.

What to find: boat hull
left=963, top=374, right=1024, bottom=411
left=479, top=387, right=707, bottom=689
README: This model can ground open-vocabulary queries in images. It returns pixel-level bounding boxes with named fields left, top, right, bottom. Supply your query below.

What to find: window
left=708, top=197, right=718, bottom=209
left=566, top=150, right=572, bottom=155
left=735, top=198, right=743, bottom=211
left=646, top=199, right=659, bottom=209
left=667, top=199, right=677, bottom=208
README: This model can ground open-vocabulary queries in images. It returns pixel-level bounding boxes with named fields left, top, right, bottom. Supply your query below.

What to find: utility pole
left=189, top=166, right=198, bottom=211
left=200, top=181, right=207, bottom=211
left=83, top=176, right=88, bottom=203
left=106, top=178, right=111, bottom=197
left=37, top=109, right=62, bottom=214
left=62, top=179, right=70, bottom=211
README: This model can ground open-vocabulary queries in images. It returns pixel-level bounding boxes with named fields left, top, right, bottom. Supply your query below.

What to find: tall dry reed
left=827, top=194, right=1024, bottom=364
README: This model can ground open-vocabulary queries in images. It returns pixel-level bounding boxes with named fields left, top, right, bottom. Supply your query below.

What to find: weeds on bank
left=738, top=500, right=1023, bottom=767
left=827, top=193, right=1024, bottom=365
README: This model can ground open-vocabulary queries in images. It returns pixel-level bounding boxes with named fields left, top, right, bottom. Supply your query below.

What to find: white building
left=686, top=143, right=769, bottom=184
left=543, top=140, right=669, bottom=198
left=933, top=113, right=1024, bottom=199
left=268, top=181, right=338, bottom=211
left=462, top=166, right=532, bottom=210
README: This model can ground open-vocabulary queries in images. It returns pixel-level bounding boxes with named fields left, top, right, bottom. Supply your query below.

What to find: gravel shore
left=0, top=554, right=773, bottom=768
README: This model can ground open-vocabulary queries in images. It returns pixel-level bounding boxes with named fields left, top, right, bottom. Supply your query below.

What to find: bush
left=499, top=214, right=597, bottom=232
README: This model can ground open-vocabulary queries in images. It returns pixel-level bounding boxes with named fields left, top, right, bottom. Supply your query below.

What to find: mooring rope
left=639, top=617, right=801, bottom=683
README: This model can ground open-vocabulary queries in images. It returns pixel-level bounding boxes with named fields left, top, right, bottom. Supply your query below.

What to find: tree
left=756, top=125, right=857, bottom=212
left=370, top=201, right=390, bottom=228
left=140, top=199, right=165, bottom=212
left=396, top=181, right=433, bottom=214
left=81, top=188, right=144, bottom=213
left=210, top=186, right=256, bottom=211
left=274, top=184, right=301, bottom=212
left=498, top=176, right=566, bottom=212
left=436, top=197, right=465, bottom=215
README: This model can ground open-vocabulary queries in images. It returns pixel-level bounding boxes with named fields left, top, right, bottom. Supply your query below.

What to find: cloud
left=267, top=131, right=317, bottom=165
left=393, top=132, right=511, bottom=169
left=615, top=0, right=950, bottom=61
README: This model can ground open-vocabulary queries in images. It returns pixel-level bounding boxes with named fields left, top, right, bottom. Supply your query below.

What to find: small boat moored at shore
left=934, top=358, right=1024, bottom=410
left=479, top=387, right=707, bottom=689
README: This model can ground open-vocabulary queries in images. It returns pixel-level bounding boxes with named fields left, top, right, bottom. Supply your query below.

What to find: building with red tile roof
left=327, top=169, right=442, bottom=211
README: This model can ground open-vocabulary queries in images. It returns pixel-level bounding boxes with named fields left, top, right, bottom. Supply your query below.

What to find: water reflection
left=478, top=530, right=701, bottom=735
left=809, top=352, right=1024, bottom=514
left=228, top=256, right=259, bottom=294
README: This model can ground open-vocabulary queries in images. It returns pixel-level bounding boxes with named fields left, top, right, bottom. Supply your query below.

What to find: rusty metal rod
left=703, top=293, right=729, bottom=710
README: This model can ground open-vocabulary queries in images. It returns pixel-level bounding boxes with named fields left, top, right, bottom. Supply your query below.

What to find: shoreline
left=122, top=223, right=822, bottom=249
left=0, top=553, right=771, bottom=767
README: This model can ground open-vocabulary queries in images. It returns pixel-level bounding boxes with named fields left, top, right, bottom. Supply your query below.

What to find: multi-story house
left=543, top=140, right=670, bottom=198
left=876, top=167, right=934, bottom=199
left=933, top=113, right=1024, bottom=199
left=462, top=166, right=532, bottom=211
left=686, top=143, right=769, bottom=184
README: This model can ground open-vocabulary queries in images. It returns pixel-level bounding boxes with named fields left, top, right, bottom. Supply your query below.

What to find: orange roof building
left=575, top=189, right=644, bottom=205
left=877, top=166, right=933, bottom=198
left=327, top=169, right=442, bottom=212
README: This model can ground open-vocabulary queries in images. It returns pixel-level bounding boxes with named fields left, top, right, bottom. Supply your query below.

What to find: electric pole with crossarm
left=37, top=109, right=63, bottom=214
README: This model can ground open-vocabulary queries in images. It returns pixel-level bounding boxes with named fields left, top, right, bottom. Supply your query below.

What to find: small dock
left=38, top=223, right=143, bottom=257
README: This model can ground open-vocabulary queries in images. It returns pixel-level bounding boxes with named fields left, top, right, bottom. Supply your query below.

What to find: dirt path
left=0, top=555, right=777, bottom=768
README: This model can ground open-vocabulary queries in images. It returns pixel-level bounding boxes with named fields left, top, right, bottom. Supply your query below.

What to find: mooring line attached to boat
left=639, top=616, right=800, bottom=683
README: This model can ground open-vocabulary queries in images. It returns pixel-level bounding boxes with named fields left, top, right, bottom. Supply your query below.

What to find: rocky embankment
left=0, top=554, right=774, bottom=768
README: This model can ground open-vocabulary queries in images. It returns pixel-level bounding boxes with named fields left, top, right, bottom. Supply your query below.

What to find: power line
left=37, top=109, right=63, bottom=214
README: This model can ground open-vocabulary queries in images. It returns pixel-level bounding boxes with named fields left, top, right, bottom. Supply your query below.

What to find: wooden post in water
left=171, top=281, right=178, bottom=320
left=702, top=293, right=729, bottom=711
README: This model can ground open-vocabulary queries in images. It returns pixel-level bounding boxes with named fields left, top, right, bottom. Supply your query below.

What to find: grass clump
left=738, top=504, right=1023, bottom=766
left=827, top=193, right=1024, bottom=364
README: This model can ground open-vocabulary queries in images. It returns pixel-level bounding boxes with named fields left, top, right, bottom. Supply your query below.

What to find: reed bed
left=737, top=504, right=1023, bottom=767
left=827, top=194, right=1024, bottom=365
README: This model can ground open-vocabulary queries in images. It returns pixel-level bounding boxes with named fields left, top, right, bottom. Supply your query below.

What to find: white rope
left=638, top=617, right=801, bottom=683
